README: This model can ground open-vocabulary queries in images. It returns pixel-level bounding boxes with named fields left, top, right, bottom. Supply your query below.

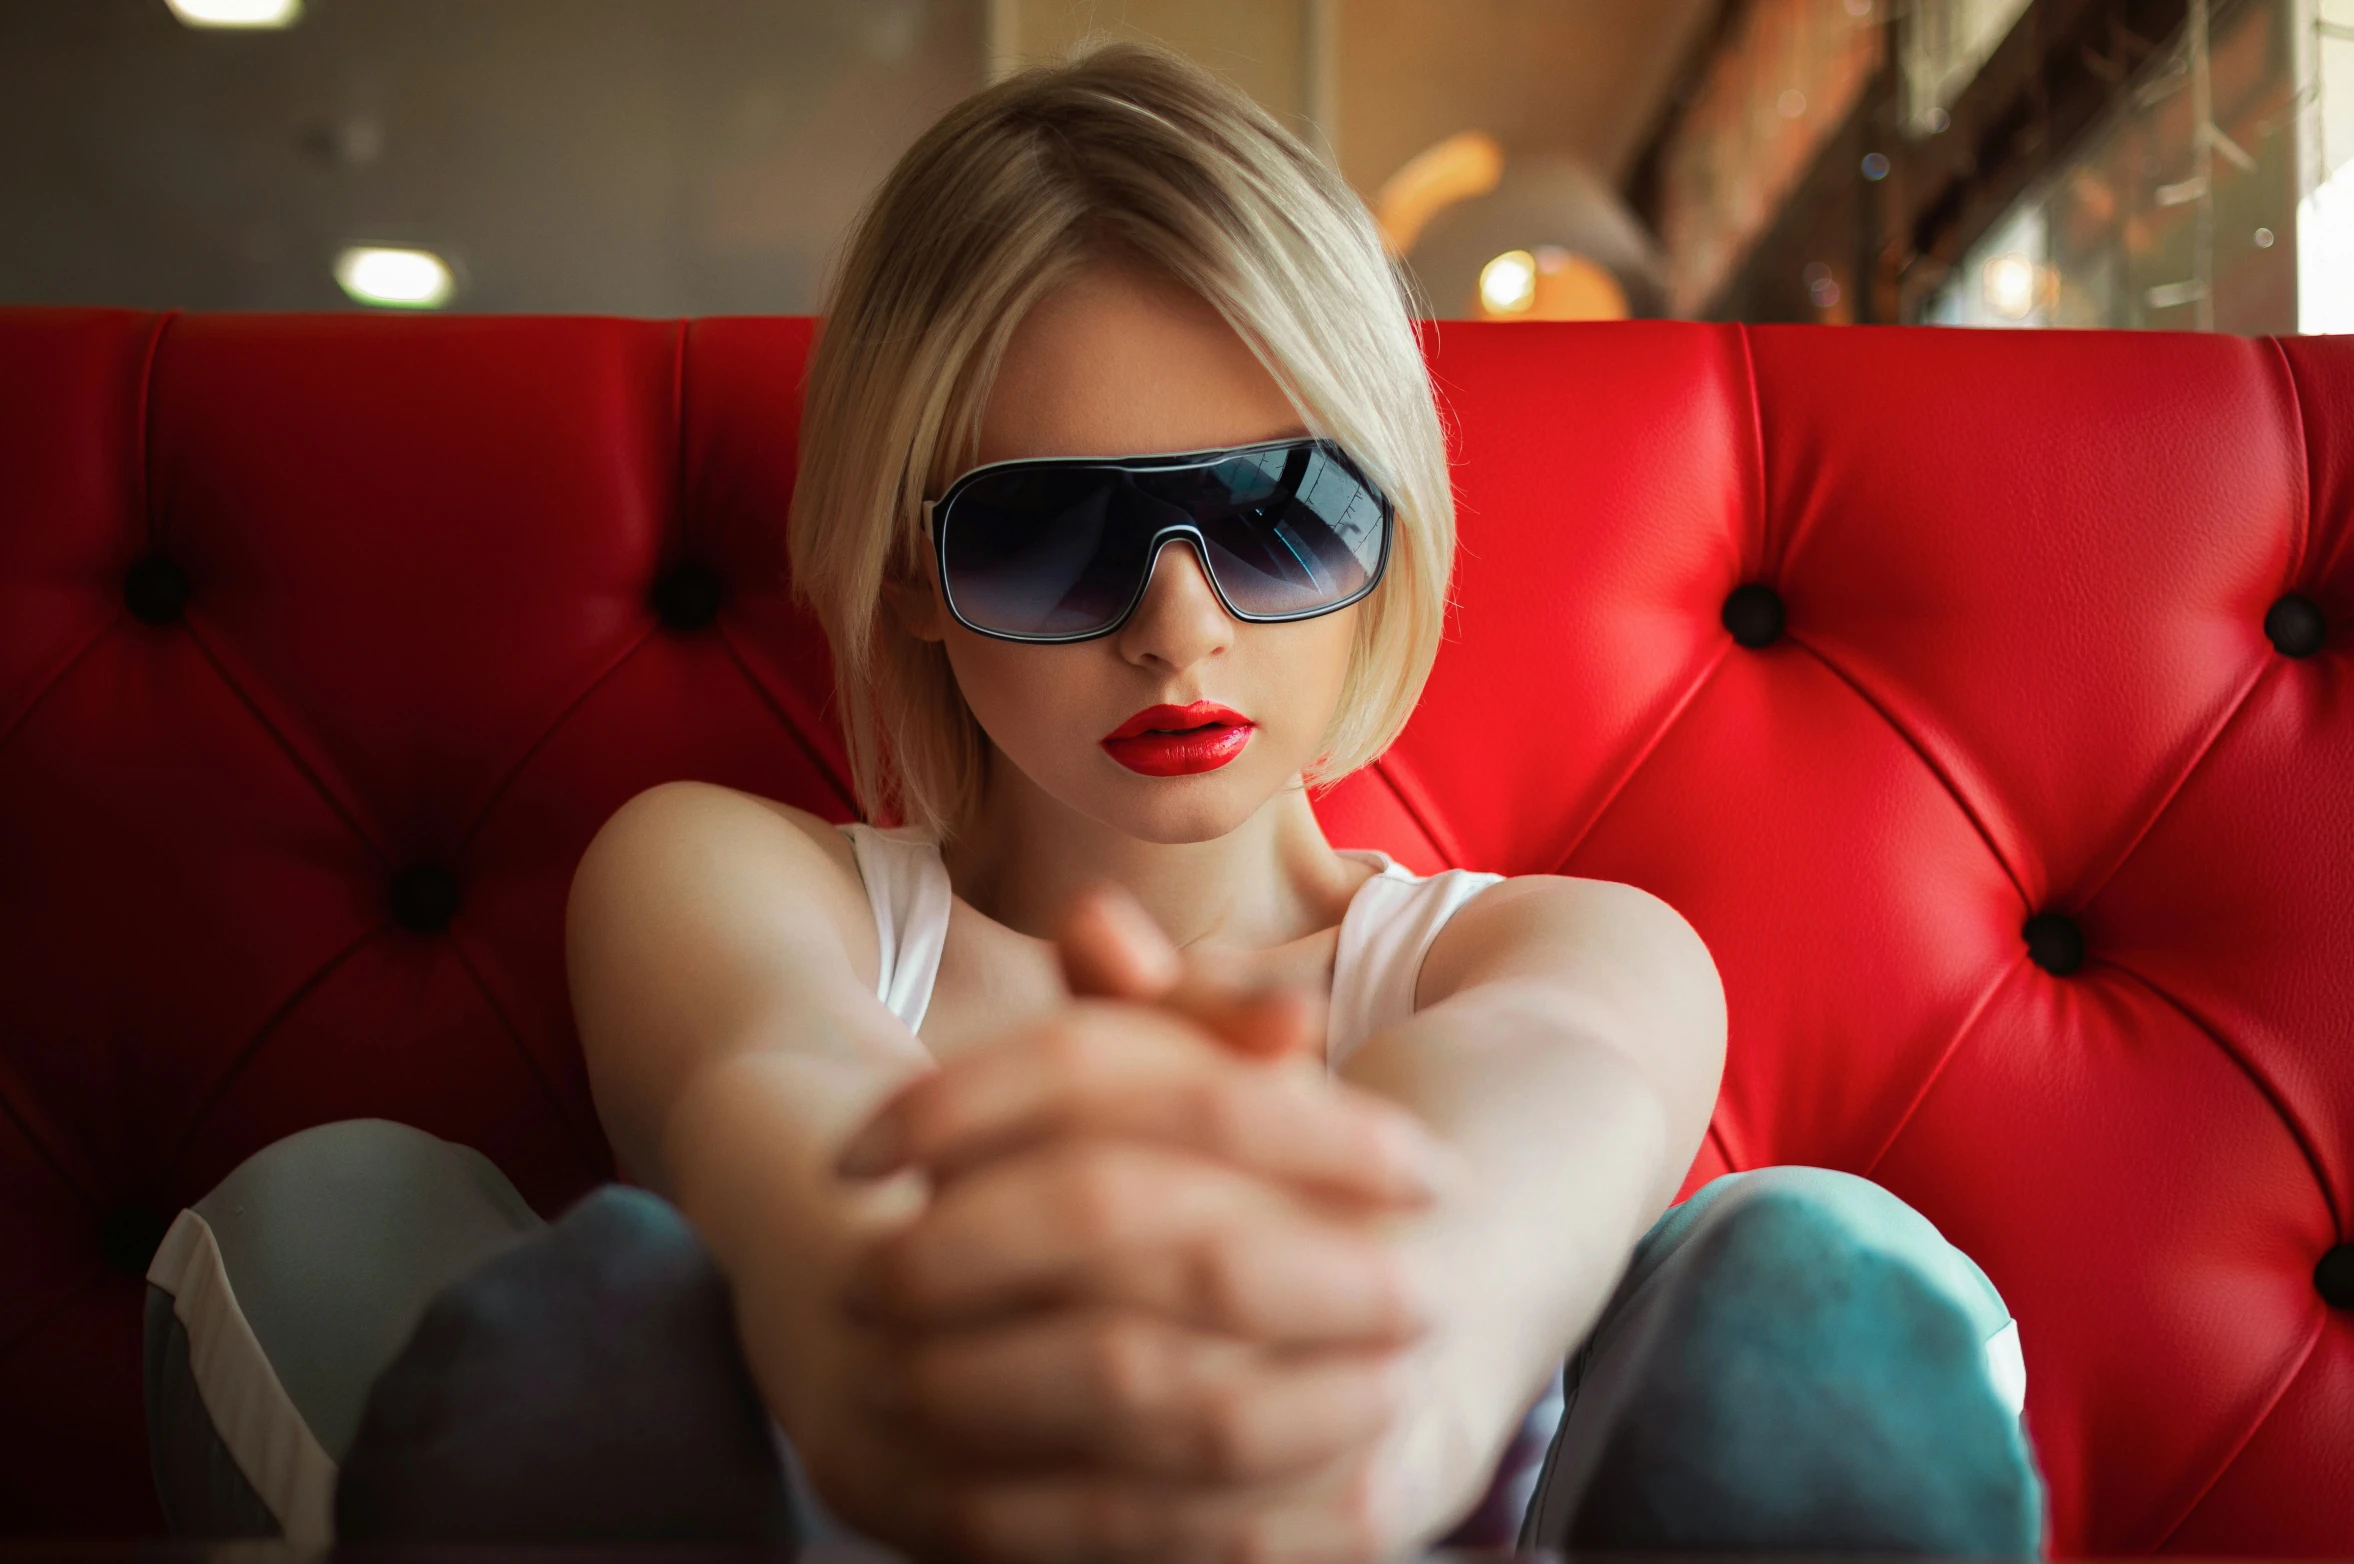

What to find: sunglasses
left=922, top=438, right=1393, bottom=644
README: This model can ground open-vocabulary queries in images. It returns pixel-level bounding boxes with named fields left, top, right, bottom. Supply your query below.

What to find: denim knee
left=1621, top=1167, right=2015, bottom=1352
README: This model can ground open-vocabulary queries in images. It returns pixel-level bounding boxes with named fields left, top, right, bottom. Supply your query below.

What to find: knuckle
left=1186, top=1236, right=1261, bottom=1329
left=1057, top=1149, right=1141, bottom=1246
left=1191, top=1075, right=1258, bottom=1153
left=1033, top=1015, right=1096, bottom=1075
left=1192, top=1385, right=1263, bottom=1479
left=1087, top=1316, right=1177, bottom=1416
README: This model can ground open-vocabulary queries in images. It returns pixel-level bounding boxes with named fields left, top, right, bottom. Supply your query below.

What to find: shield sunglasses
left=922, top=437, right=1394, bottom=644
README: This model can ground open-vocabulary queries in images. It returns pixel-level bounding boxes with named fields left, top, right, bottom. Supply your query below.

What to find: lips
left=1101, top=701, right=1255, bottom=777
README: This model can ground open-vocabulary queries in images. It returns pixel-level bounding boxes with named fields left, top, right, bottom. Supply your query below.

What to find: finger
left=857, top=1141, right=1429, bottom=1343
left=1162, top=979, right=1327, bottom=1063
left=897, top=1310, right=1402, bottom=1483
left=837, top=1006, right=1451, bottom=1205
left=1059, top=882, right=1181, bottom=1001
left=1053, top=880, right=1325, bottom=1062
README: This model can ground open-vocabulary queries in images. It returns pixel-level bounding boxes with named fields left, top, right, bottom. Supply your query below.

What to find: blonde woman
left=145, top=43, right=2042, bottom=1561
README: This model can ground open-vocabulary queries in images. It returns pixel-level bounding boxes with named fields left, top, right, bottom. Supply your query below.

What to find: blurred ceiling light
left=335, top=246, right=455, bottom=310
left=1479, top=250, right=1538, bottom=315
left=1373, top=131, right=1505, bottom=255
left=167, top=0, right=302, bottom=27
left=1474, top=247, right=1628, bottom=321
left=1982, top=252, right=2038, bottom=319
left=1778, top=89, right=1808, bottom=119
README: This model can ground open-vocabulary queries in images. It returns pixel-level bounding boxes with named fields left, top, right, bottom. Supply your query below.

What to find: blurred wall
left=1334, top=0, right=1714, bottom=196
left=0, top=0, right=983, bottom=314
left=989, top=0, right=1713, bottom=200
left=989, top=0, right=1325, bottom=131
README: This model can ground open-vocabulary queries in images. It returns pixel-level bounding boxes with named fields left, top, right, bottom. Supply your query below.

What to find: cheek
left=940, top=635, right=1102, bottom=757
left=1231, top=610, right=1360, bottom=762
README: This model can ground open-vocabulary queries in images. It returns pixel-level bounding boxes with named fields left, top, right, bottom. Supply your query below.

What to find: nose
left=1115, top=536, right=1232, bottom=674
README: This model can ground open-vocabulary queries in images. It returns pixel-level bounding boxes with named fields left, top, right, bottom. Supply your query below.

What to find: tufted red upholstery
left=0, top=309, right=2346, bottom=1549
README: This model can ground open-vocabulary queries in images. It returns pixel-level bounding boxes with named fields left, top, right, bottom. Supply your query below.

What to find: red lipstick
left=1101, top=701, right=1255, bottom=777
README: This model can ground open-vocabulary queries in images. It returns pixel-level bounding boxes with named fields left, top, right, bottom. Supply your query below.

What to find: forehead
left=974, top=262, right=1308, bottom=467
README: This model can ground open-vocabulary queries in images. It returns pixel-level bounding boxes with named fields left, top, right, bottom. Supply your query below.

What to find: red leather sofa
left=1, top=309, right=2346, bottom=1550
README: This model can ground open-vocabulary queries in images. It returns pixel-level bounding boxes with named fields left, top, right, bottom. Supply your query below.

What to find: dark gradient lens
left=1189, top=445, right=1384, bottom=618
left=937, top=441, right=1388, bottom=641
left=940, top=467, right=1152, bottom=638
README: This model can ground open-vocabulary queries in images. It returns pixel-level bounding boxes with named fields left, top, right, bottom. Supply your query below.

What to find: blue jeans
left=146, top=1121, right=2044, bottom=1552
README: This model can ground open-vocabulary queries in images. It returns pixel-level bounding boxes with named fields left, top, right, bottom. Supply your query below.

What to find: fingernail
left=836, top=1118, right=902, bottom=1179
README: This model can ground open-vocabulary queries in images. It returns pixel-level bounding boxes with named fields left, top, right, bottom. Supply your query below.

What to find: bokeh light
left=1478, top=249, right=1538, bottom=315
left=166, top=0, right=302, bottom=27
left=334, top=246, right=455, bottom=309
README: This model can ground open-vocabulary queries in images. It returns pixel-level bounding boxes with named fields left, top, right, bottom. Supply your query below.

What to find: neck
left=940, top=750, right=1368, bottom=951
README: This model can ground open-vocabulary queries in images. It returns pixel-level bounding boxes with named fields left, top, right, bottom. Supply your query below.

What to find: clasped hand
left=826, top=887, right=1465, bottom=1563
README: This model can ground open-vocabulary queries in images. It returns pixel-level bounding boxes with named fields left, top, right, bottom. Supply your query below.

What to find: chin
left=1015, top=738, right=1296, bottom=843
left=1083, top=772, right=1274, bottom=844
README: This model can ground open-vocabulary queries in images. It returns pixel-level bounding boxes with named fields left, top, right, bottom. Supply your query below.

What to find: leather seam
left=1733, top=324, right=1771, bottom=575
left=161, top=922, right=384, bottom=1187
left=1857, top=951, right=2025, bottom=1180
left=1703, top=1117, right=1738, bottom=1175
left=441, top=934, right=610, bottom=1179
left=178, top=621, right=389, bottom=865
left=2100, top=957, right=2343, bottom=1235
left=2071, top=652, right=2273, bottom=914
left=712, top=625, right=862, bottom=816
left=2147, top=1307, right=2326, bottom=1554
left=1782, top=629, right=2030, bottom=908
left=1550, top=639, right=1733, bottom=869
left=0, top=1074, right=98, bottom=1218
left=0, top=611, right=120, bottom=757
left=453, top=623, right=662, bottom=855
left=1346, top=757, right=1453, bottom=869
left=1361, top=752, right=1468, bottom=869
left=136, top=310, right=178, bottom=552
left=2265, top=335, right=2313, bottom=582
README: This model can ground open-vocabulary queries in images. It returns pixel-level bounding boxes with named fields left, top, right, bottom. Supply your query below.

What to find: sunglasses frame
left=921, top=437, right=1395, bottom=645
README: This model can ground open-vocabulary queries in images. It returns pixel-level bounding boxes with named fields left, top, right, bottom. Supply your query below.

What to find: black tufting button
left=1721, top=583, right=1784, bottom=648
left=2319, top=1245, right=2354, bottom=1309
left=390, top=865, right=461, bottom=932
left=651, top=562, right=723, bottom=631
left=2022, top=912, right=2085, bottom=976
left=2265, top=593, right=2327, bottom=658
left=101, top=1204, right=169, bottom=1277
left=123, top=557, right=190, bottom=625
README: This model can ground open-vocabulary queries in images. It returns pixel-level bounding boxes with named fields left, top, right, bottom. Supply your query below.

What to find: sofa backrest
left=1, top=310, right=2346, bottom=1551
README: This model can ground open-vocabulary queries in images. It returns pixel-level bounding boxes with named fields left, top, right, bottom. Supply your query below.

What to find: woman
left=146, top=43, right=2042, bottom=1560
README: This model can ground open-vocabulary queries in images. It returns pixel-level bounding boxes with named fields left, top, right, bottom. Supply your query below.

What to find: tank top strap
left=841, top=824, right=953, bottom=1035
left=1326, top=851, right=1506, bottom=1068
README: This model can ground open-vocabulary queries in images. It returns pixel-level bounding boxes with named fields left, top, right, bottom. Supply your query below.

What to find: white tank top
left=841, top=823, right=1504, bottom=1063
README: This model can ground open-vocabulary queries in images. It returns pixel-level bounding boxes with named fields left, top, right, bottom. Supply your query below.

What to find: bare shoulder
left=568, top=780, right=878, bottom=1008
left=568, top=782, right=891, bottom=1182
left=580, top=779, right=858, bottom=887
left=1418, top=873, right=1722, bottom=1020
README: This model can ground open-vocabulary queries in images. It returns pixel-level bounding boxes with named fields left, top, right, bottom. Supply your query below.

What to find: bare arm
left=565, top=783, right=937, bottom=1516
left=1339, top=875, right=1728, bottom=1521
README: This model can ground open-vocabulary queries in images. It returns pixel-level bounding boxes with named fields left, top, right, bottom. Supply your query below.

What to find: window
left=1929, top=0, right=2305, bottom=333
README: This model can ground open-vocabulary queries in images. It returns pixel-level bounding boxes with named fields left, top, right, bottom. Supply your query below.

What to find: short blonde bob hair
left=789, top=40, right=1453, bottom=839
